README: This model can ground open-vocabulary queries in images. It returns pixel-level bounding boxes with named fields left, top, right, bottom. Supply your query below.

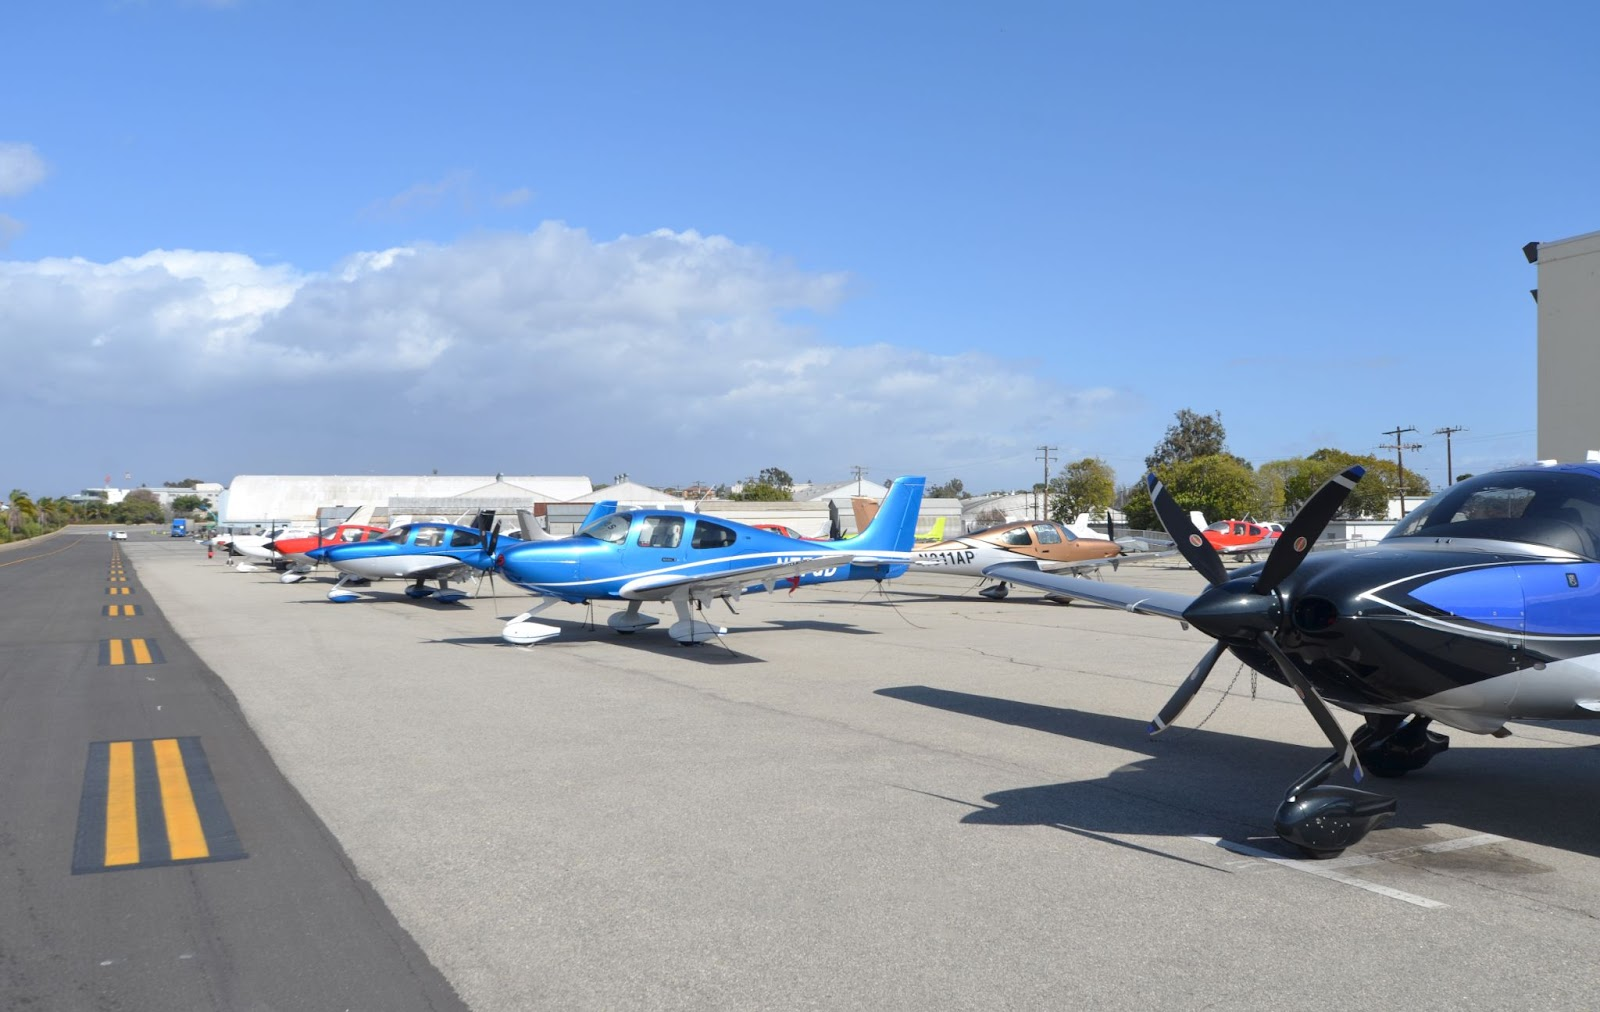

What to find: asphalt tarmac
left=0, top=530, right=466, bottom=1011
left=16, top=531, right=1600, bottom=1008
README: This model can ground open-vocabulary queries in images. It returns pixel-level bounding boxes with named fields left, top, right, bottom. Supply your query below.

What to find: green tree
left=728, top=483, right=792, bottom=502
left=163, top=478, right=205, bottom=488
left=1162, top=455, right=1271, bottom=527
left=8, top=489, right=37, bottom=533
left=171, top=494, right=211, bottom=514
left=114, top=489, right=165, bottom=525
left=929, top=478, right=968, bottom=499
left=757, top=467, right=793, bottom=491
left=1144, top=409, right=1230, bottom=471
left=1048, top=458, right=1115, bottom=523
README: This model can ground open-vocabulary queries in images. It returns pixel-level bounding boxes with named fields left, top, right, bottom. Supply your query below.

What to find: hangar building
left=1531, top=229, right=1600, bottom=462
left=218, top=475, right=593, bottom=527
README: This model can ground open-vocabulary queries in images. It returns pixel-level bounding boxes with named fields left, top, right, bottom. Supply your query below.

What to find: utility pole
left=850, top=464, right=868, bottom=496
left=1036, top=445, right=1057, bottom=521
left=1432, top=426, right=1466, bottom=485
left=1379, top=426, right=1424, bottom=516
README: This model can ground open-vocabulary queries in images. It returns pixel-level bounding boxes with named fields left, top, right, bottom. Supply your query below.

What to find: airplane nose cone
left=263, top=541, right=281, bottom=554
left=1182, top=577, right=1281, bottom=643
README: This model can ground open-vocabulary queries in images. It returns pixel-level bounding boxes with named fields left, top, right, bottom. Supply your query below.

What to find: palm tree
left=7, top=489, right=34, bottom=533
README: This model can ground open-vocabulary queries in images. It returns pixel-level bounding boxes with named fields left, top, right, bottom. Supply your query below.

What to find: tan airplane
left=912, top=518, right=1152, bottom=600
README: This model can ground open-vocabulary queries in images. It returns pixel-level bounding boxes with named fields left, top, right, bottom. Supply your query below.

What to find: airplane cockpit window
left=638, top=516, right=684, bottom=549
left=692, top=520, right=738, bottom=549
left=340, top=528, right=367, bottom=542
left=376, top=525, right=413, bottom=544
left=1231, top=523, right=1248, bottom=536
left=579, top=513, right=632, bottom=545
left=1032, top=523, right=1063, bottom=544
left=1386, top=471, right=1600, bottom=559
left=1205, top=522, right=1230, bottom=533
left=412, top=525, right=447, bottom=549
left=1001, top=527, right=1032, bottom=546
left=449, top=529, right=483, bottom=548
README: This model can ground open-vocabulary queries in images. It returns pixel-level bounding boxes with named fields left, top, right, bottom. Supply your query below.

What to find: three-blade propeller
left=1145, top=465, right=1366, bottom=781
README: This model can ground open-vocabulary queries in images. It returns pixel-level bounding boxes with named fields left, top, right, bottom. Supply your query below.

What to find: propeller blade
left=485, top=519, right=501, bottom=560
left=1149, top=640, right=1228, bottom=735
left=1145, top=473, right=1228, bottom=587
left=1256, top=633, right=1364, bottom=783
left=829, top=499, right=844, bottom=541
left=1252, top=465, right=1365, bottom=596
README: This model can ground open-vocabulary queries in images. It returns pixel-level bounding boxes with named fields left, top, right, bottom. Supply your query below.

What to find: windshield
left=376, top=525, right=414, bottom=544
left=578, top=512, right=633, bottom=545
left=1385, top=470, right=1600, bottom=558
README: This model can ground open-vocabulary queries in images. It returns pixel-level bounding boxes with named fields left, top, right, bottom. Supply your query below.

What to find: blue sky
left=2, top=1, right=1593, bottom=498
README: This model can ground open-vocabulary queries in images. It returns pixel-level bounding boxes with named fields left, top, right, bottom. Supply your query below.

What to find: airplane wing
left=981, top=563, right=1196, bottom=620
left=618, top=555, right=865, bottom=601
left=1217, top=537, right=1273, bottom=555
left=399, top=559, right=479, bottom=582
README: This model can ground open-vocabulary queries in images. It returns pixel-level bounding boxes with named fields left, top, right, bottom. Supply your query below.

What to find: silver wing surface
left=981, top=563, right=1197, bottom=620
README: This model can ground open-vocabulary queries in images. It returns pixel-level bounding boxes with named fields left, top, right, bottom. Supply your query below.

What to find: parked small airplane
left=1192, top=512, right=1278, bottom=557
left=256, top=523, right=390, bottom=581
left=987, top=462, right=1600, bottom=858
left=479, top=476, right=927, bottom=645
left=912, top=519, right=1149, bottom=599
left=304, top=513, right=508, bottom=603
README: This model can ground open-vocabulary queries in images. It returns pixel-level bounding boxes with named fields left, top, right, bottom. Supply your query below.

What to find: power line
left=1432, top=426, right=1467, bottom=485
left=1378, top=426, right=1424, bottom=515
left=850, top=464, right=868, bottom=496
left=1036, top=445, right=1057, bottom=520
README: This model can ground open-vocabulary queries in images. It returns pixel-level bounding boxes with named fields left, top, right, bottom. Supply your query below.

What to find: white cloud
left=0, top=142, right=48, bottom=197
left=0, top=223, right=1136, bottom=487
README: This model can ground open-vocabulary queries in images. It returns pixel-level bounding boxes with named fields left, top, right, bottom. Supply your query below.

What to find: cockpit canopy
left=1384, top=469, right=1600, bottom=559
left=375, top=523, right=483, bottom=549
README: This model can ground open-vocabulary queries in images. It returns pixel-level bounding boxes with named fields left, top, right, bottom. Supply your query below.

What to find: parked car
left=108, top=530, right=128, bottom=540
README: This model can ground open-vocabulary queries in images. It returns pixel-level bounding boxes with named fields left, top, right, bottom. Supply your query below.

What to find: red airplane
left=1189, top=512, right=1279, bottom=557
left=264, top=524, right=390, bottom=581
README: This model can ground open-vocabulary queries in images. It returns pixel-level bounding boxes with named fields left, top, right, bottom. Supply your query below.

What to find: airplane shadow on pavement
left=876, top=684, right=1600, bottom=862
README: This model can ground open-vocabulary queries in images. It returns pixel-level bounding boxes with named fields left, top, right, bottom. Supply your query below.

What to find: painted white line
left=1318, top=832, right=1507, bottom=870
left=1193, top=836, right=1447, bottom=909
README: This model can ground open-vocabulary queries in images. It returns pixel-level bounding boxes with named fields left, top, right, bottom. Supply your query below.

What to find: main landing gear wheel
left=979, top=582, right=1010, bottom=600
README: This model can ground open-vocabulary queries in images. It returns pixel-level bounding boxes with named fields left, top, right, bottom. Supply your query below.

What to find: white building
left=1531, top=230, right=1600, bottom=462
left=218, top=474, right=594, bottom=526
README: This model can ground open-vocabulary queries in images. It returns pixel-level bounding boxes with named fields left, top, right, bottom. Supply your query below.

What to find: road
left=0, top=530, right=465, bottom=1011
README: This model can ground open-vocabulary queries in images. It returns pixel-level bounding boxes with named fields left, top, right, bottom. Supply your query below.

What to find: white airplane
left=913, top=515, right=1172, bottom=600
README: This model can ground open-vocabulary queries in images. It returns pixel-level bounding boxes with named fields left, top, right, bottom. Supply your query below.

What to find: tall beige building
left=1532, top=229, right=1600, bottom=461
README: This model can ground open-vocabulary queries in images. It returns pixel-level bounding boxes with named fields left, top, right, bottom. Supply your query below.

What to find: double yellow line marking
left=104, top=604, right=142, bottom=617
left=74, top=737, right=245, bottom=873
left=101, top=639, right=164, bottom=665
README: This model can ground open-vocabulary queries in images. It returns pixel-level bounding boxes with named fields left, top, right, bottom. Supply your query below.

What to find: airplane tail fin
left=580, top=501, right=619, bottom=529
left=915, top=516, right=946, bottom=542
left=851, top=497, right=879, bottom=534
left=839, top=477, right=925, bottom=553
left=516, top=508, right=557, bottom=541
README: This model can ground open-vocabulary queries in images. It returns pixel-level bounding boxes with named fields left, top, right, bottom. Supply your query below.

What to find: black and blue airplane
left=476, top=476, right=927, bottom=646
left=993, top=462, right=1600, bottom=857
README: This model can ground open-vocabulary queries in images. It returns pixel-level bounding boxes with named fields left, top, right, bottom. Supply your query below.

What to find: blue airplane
left=305, top=513, right=513, bottom=604
left=477, top=475, right=927, bottom=646
left=983, top=462, right=1600, bottom=858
